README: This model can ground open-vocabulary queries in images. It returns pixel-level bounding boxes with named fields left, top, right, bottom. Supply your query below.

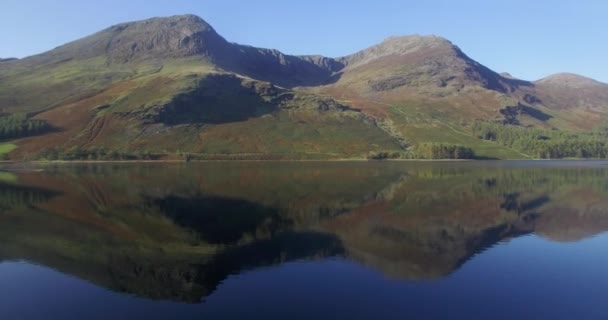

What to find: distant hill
left=534, top=73, right=608, bottom=114
left=1, top=14, right=607, bottom=160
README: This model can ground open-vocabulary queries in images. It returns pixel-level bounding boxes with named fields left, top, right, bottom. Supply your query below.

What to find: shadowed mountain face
left=1, top=14, right=608, bottom=160
left=2, top=162, right=608, bottom=302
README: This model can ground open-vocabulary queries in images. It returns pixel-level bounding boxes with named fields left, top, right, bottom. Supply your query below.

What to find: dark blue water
left=1, top=161, right=608, bottom=319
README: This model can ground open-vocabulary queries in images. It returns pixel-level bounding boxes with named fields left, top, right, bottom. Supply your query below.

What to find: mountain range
left=1, top=14, right=607, bottom=160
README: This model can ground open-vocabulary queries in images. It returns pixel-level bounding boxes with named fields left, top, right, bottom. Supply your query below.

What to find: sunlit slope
left=2, top=15, right=608, bottom=159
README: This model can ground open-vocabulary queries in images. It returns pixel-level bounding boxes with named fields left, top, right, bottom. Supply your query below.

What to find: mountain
left=336, top=35, right=519, bottom=94
left=530, top=73, right=608, bottom=128
left=0, top=14, right=607, bottom=160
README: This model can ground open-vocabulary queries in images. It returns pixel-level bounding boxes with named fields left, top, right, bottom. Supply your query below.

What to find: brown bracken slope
left=1, top=15, right=607, bottom=159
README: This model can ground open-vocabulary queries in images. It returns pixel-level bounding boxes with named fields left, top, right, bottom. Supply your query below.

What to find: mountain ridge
left=1, top=14, right=607, bottom=160
left=9, top=15, right=602, bottom=84
left=4, top=15, right=602, bottom=85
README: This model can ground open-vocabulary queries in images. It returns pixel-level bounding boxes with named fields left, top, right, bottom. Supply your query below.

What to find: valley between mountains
left=1, top=14, right=607, bottom=160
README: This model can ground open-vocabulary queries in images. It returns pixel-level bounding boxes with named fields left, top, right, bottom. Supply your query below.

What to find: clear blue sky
left=1, top=0, right=607, bottom=82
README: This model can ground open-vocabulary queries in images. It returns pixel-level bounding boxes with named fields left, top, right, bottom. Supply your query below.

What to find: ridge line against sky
left=1, top=0, right=607, bottom=83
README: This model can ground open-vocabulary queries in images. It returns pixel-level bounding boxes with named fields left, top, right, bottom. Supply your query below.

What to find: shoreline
left=1, top=158, right=607, bottom=164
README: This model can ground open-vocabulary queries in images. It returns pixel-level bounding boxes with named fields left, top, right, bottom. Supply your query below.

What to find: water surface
left=1, top=161, right=608, bottom=319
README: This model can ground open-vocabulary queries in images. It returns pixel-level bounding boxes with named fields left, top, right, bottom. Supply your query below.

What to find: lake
left=1, top=161, right=608, bottom=319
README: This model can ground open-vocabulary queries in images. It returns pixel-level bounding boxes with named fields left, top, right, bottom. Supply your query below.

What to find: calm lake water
left=1, top=161, right=608, bottom=319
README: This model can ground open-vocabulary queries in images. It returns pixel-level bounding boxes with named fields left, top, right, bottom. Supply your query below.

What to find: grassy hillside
left=1, top=14, right=608, bottom=160
left=3, top=56, right=403, bottom=160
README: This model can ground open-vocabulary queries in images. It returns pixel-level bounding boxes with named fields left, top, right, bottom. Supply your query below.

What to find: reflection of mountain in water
left=155, top=195, right=289, bottom=245
left=1, top=163, right=608, bottom=302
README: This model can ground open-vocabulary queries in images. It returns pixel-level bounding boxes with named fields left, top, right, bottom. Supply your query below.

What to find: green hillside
left=1, top=14, right=608, bottom=160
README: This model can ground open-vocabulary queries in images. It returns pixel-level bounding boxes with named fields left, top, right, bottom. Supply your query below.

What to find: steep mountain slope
left=336, top=35, right=520, bottom=95
left=0, top=14, right=607, bottom=160
left=0, top=14, right=339, bottom=114
left=304, top=35, right=552, bottom=158
left=323, top=35, right=608, bottom=126
left=311, top=35, right=608, bottom=155
left=0, top=15, right=400, bottom=160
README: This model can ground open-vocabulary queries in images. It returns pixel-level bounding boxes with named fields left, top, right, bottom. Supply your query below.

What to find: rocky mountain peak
left=102, top=14, right=229, bottom=62
left=42, top=14, right=229, bottom=64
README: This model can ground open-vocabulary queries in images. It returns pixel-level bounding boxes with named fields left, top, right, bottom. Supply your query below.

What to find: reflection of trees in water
left=500, top=193, right=550, bottom=214
left=380, top=167, right=608, bottom=215
left=0, top=183, right=58, bottom=211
